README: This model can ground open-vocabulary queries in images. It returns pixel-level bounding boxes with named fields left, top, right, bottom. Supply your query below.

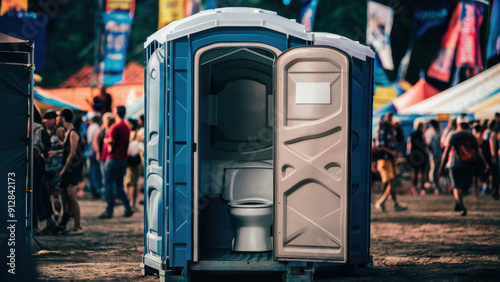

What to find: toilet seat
left=228, top=197, right=273, bottom=208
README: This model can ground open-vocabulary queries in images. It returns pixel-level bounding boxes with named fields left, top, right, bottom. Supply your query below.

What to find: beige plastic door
left=274, top=46, right=349, bottom=262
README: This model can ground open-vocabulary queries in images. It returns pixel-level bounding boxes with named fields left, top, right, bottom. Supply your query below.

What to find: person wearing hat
left=36, top=110, right=65, bottom=235
left=439, top=114, right=488, bottom=216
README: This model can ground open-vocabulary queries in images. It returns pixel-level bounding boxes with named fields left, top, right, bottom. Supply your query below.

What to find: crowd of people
left=373, top=112, right=500, bottom=216
left=32, top=87, right=145, bottom=236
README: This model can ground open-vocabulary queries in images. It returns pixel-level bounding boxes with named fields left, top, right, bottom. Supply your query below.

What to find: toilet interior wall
left=196, top=46, right=276, bottom=254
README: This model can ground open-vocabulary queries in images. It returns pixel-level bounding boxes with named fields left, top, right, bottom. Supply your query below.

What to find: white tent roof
left=470, top=91, right=500, bottom=119
left=400, top=64, right=500, bottom=115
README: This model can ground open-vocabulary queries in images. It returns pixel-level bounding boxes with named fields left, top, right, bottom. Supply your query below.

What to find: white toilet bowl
left=228, top=197, right=273, bottom=252
left=222, top=162, right=273, bottom=252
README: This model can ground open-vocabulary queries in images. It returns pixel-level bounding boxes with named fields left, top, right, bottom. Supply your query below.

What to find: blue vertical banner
left=411, top=0, right=450, bottom=39
left=300, top=0, right=318, bottom=31
left=203, top=0, right=218, bottom=10
left=101, top=0, right=135, bottom=86
left=0, top=13, right=48, bottom=70
left=487, top=0, right=500, bottom=61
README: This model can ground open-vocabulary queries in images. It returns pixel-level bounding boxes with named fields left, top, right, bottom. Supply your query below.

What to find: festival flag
left=487, top=0, right=500, bottom=62
left=300, top=0, right=318, bottom=31
left=0, top=13, right=48, bottom=70
left=101, top=0, right=135, bottom=86
left=203, top=0, right=218, bottom=10
left=397, top=0, right=450, bottom=81
left=452, top=0, right=486, bottom=85
left=411, top=0, right=450, bottom=39
left=185, top=0, right=202, bottom=17
left=367, top=1, right=394, bottom=70
left=105, top=0, right=135, bottom=13
left=158, top=0, right=185, bottom=29
left=0, top=0, right=26, bottom=16
left=427, top=2, right=462, bottom=83
left=374, top=52, right=392, bottom=87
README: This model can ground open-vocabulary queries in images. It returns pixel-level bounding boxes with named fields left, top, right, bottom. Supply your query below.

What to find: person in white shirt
left=86, top=112, right=102, bottom=199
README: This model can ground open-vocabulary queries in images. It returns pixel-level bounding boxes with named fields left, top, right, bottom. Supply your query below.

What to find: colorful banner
left=0, top=13, right=48, bottom=70
left=105, top=0, right=135, bottom=13
left=487, top=0, right=500, bottom=61
left=300, top=0, right=318, bottom=31
left=411, top=0, right=450, bottom=39
left=367, top=1, right=394, bottom=70
left=158, top=0, right=185, bottom=29
left=374, top=52, right=392, bottom=87
left=185, top=0, right=202, bottom=17
left=203, top=0, right=218, bottom=10
left=427, top=2, right=462, bottom=83
left=452, top=0, right=486, bottom=85
left=0, top=0, right=26, bottom=16
left=102, top=0, right=135, bottom=86
left=398, top=0, right=450, bottom=81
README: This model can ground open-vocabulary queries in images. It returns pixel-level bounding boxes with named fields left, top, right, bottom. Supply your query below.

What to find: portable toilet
left=141, top=8, right=374, bottom=281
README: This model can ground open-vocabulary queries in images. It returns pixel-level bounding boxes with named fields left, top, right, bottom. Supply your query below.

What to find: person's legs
left=375, top=160, right=397, bottom=210
left=59, top=185, right=71, bottom=228
left=126, top=166, right=139, bottom=209
left=40, top=177, right=55, bottom=225
left=411, top=167, right=418, bottom=193
left=131, top=183, right=138, bottom=209
left=491, top=165, right=499, bottom=200
left=126, top=183, right=137, bottom=209
left=88, top=155, right=102, bottom=198
left=114, top=160, right=132, bottom=213
left=375, top=182, right=389, bottom=205
left=453, top=188, right=467, bottom=216
left=450, top=167, right=471, bottom=216
left=66, top=184, right=81, bottom=229
left=104, top=159, right=117, bottom=215
left=419, top=166, right=426, bottom=195
left=432, top=157, right=441, bottom=192
left=472, top=175, right=480, bottom=199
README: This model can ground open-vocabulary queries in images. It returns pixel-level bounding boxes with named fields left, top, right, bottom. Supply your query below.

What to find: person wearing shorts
left=440, top=115, right=488, bottom=216
left=57, top=108, right=85, bottom=234
left=373, top=113, right=407, bottom=212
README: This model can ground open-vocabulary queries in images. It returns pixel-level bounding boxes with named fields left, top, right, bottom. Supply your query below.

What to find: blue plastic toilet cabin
left=141, top=7, right=374, bottom=280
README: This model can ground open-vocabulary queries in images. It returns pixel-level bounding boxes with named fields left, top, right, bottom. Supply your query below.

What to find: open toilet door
left=274, top=46, right=350, bottom=262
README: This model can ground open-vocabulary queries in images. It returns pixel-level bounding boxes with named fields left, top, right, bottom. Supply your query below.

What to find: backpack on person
left=457, top=140, right=477, bottom=163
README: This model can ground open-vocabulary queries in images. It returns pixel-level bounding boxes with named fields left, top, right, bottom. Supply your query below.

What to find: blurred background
left=1, top=0, right=499, bottom=120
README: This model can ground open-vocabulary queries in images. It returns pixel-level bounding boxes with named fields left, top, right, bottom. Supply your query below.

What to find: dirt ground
left=33, top=186, right=500, bottom=281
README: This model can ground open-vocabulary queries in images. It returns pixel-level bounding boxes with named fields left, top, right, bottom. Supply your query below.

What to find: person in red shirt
left=98, top=106, right=134, bottom=219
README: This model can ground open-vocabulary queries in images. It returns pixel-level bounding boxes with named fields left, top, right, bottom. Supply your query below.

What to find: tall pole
left=92, top=0, right=103, bottom=90
left=28, top=41, right=34, bottom=253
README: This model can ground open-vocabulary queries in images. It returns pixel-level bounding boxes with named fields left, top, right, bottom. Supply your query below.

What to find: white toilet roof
left=145, top=7, right=314, bottom=47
